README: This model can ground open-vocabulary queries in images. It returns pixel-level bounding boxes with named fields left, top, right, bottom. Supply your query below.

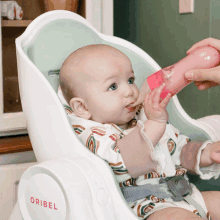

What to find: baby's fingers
left=160, top=93, right=171, bottom=108
left=144, top=92, right=152, bottom=106
left=152, top=83, right=166, bottom=105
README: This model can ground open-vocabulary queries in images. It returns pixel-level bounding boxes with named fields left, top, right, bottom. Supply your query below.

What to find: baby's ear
left=69, top=97, right=91, bottom=120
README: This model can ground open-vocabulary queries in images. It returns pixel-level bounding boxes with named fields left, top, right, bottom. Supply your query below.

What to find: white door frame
left=86, top=0, right=113, bottom=36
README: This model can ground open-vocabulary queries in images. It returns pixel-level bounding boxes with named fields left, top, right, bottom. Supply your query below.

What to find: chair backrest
left=22, top=19, right=157, bottom=93
left=16, top=10, right=211, bottom=162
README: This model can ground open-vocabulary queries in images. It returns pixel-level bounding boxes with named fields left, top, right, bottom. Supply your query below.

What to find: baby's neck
left=118, top=123, right=128, bottom=130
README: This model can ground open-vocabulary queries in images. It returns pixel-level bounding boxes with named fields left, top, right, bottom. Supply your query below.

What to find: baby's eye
left=109, top=83, right=118, bottom=91
left=128, top=77, right=135, bottom=84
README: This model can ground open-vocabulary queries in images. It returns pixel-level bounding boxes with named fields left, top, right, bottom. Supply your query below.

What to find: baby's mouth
left=126, top=103, right=136, bottom=112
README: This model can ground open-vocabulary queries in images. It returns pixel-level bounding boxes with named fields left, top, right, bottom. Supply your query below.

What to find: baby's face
left=79, top=49, right=139, bottom=126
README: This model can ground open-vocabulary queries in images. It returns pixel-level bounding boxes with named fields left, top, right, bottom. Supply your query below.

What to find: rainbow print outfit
left=58, top=89, right=220, bottom=219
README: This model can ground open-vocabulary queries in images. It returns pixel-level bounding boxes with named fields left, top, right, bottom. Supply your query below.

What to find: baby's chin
left=99, top=111, right=136, bottom=126
left=114, top=116, right=136, bottom=127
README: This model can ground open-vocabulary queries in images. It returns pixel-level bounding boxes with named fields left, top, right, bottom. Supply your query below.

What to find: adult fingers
left=194, top=81, right=203, bottom=87
left=194, top=81, right=207, bottom=90
left=210, top=141, right=220, bottom=164
left=196, top=81, right=219, bottom=90
left=185, top=66, right=220, bottom=84
left=187, top=38, right=220, bottom=54
left=210, top=151, right=220, bottom=164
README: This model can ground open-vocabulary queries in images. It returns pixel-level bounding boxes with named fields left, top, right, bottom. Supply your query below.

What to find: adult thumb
left=185, top=69, right=216, bottom=82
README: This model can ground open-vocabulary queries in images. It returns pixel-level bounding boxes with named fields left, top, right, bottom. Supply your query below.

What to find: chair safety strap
left=121, top=175, right=208, bottom=219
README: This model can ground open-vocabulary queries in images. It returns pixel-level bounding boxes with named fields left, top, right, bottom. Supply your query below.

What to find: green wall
left=114, top=0, right=220, bottom=191
left=114, top=0, right=137, bottom=44
left=135, top=0, right=220, bottom=119
left=134, top=0, right=220, bottom=191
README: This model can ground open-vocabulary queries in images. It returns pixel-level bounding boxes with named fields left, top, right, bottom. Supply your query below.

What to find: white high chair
left=9, top=10, right=220, bottom=220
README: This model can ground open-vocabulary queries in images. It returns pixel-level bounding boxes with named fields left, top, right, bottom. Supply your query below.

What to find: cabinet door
left=0, top=16, right=27, bottom=136
left=0, top=162, right=37, bottom=220
left=0, top=0, right=113, bottom=136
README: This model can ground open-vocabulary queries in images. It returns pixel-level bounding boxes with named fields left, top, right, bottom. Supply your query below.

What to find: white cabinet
left=0, top=0, right=113, bottom=136
left=0, top=162, right=37, bottom=220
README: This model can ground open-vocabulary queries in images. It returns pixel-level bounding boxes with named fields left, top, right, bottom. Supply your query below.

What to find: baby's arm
left=117, top=83, right=171, bottom=178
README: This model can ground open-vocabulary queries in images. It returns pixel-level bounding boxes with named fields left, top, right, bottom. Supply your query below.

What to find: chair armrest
left=196, top=115, right=220, bottom=141
left=17, top=157, right=137, bottom=220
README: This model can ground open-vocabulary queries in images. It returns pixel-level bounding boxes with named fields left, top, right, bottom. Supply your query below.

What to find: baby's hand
left=144, top=83, right=171, bottom=123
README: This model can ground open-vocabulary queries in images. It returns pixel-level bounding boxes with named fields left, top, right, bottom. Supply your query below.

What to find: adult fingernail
left=185, top=72, right=193, bottom=80
left=199, top=84, right=206, bottom=90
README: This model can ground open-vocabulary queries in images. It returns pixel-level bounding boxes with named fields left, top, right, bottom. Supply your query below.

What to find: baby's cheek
left=136, top=89, right=140, bottom=99
left=96, top=94, right=121, bottom=115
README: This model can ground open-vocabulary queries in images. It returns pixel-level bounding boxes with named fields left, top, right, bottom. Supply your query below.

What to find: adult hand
left=200, top=141, right=220, bottom=167
left=185, top=37, right=220, bottom=90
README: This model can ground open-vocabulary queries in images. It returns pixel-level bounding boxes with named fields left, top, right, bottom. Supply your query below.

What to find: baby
left=59, top=44, right=220, bottom=220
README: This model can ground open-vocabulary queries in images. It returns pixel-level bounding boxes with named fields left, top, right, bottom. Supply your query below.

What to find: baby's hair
left=59, top=77, right=75, bottom=104
left=59, top=47, right=81, bottom=104
left=59, top=44, right=126, bottom=104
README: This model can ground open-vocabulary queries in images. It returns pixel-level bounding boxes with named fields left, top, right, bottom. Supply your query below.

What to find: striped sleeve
left=73, top=124, right=130, bottom=179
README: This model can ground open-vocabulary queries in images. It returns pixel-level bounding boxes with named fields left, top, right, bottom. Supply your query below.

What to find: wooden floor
left=0, top=135, right=32, bottom=155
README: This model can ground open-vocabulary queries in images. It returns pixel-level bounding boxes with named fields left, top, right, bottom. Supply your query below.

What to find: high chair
left=9, top=10, right=220, bottom=220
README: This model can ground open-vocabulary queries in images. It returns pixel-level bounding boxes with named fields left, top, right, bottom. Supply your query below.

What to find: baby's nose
left=123, top=84, right=134, bottom=97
